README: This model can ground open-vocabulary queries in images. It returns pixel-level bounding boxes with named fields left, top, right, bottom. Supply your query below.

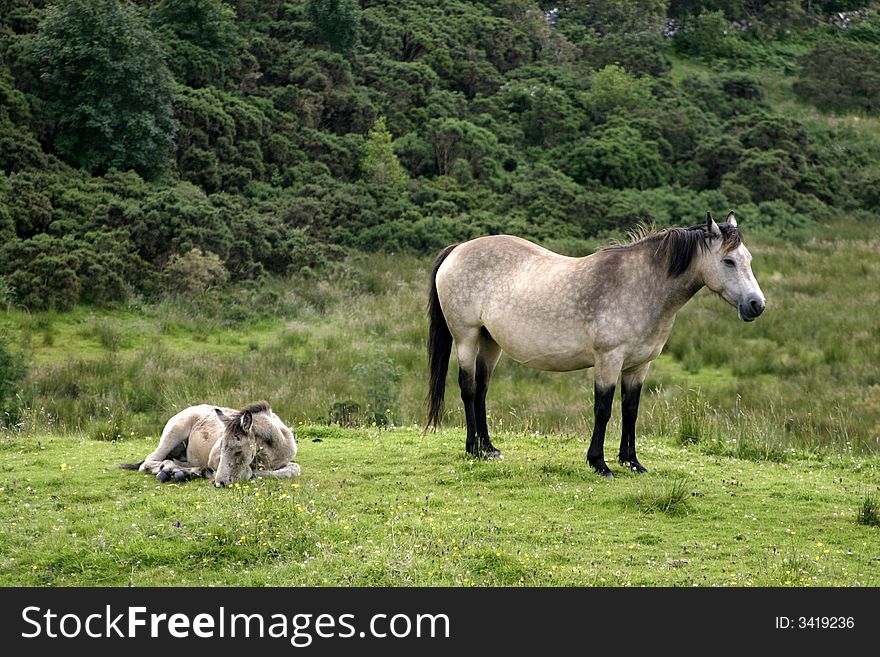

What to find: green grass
left=0, top=427, right=877, bottom=587
left=857, top=493, right=880, bottom=528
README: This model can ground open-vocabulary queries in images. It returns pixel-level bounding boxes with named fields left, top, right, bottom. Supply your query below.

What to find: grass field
left=1, top=221, right=878, bottom=586
left=0, top=426, right=877, bottom=587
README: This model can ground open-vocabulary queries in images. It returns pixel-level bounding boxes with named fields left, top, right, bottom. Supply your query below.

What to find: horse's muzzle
left=739, top=297, right=765, bottom=322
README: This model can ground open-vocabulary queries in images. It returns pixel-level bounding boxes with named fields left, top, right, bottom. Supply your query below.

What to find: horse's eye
left=722, top=258, right=735, bottom=268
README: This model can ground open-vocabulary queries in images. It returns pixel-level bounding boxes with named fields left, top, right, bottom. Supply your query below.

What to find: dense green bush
left=31, top=0, right=177, bottom=179
left=793, top=40, right=880, bottom=114
left=561, top=124, right=667, bottom=190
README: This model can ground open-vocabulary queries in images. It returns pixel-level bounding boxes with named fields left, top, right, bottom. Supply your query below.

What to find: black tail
left=118, top=461, right=144, bottom=470
left=426, top=243, right=458, bottom=430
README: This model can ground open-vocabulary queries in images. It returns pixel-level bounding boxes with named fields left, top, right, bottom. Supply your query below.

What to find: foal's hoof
left=156, top=470, right=171, bottom=483
left=621, top=459, right=648, bottom=474
left=174, top=470, right=188, bottom=482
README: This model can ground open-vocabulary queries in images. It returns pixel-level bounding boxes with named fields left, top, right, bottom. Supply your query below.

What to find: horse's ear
left=239, top=410, right=253, bottom=433
left=706, top=211, right=721, bottom=238
left=726, top=211, right=737, bottom=227
left=214, top=408, right=231, bottom=424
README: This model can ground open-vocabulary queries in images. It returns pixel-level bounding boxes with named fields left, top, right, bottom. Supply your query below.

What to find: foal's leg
left=473, top=330, right=503, bottom=459
left=619, top=364, right=650, bottom=473
left=587, top=354, right=623, bottom=479
left=253, top=463, right=302, bottom=479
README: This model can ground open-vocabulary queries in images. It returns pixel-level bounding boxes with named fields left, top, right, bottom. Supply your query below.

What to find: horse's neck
left=617, top=246, right=705, bottom=319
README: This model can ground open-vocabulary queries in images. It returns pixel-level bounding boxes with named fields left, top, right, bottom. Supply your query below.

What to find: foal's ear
left=214, top=408, right=231, bottom=424
left=726, top=210, right=737, bottom=227
left=706, top=211, right=721, bottom=239
left=239, top=410, right=253, bottom=433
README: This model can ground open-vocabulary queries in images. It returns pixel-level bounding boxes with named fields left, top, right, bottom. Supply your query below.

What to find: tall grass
left=2, top=227, right=879, bottom=455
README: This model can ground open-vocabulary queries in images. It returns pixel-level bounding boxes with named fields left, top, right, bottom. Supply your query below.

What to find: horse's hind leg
left=453, top=327, right=497, bottom=459
left=474, top=330, right=502, bottom=458
left=619, top=364, right=650, bottom=473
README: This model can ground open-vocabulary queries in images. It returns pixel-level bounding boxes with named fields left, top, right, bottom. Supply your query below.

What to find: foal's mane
left=603, top=222, right=742, bottom=277
left=240, top=400, right=271, bottom=416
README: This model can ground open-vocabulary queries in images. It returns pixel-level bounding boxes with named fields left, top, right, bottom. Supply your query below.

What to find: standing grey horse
left=121, top=401, right=300, bottom=487
left=427, top=212, right=765, bottom=478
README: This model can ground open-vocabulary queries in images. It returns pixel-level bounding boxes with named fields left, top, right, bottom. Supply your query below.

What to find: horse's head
left=213, top=406, right=259, bottom=487
left=699, top=211, right=765, bottom=322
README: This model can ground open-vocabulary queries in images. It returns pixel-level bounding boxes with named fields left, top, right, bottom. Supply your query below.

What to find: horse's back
left=436, top=236, right=599, bottom=370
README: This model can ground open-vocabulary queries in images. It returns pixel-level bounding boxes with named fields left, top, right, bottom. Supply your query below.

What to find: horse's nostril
left=217, top=480, right=226, bottom=488
left=750, top=298, right=765, bottom=315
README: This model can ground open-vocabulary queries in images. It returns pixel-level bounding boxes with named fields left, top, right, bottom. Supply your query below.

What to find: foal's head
left=213, top=404, right=262, bottom=487
left=697, top=211, right=766, bottom=322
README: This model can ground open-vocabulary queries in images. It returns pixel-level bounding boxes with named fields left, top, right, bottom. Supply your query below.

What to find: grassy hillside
left=1, top=427, right=877, bottom=586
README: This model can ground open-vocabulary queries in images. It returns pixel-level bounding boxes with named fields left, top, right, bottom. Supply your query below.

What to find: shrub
left=583, top=64, right=655, bottom=122
left=793, top=40, right=880, bottom=114
left=164, top=248, right=229, bottom=297
left=353, top=358, right=402, bottom=426
left=0, top=336, right=28, bottom=424
left=562, top=124, right=667, bottom=190
left=673, top=10, right=753, bottom=63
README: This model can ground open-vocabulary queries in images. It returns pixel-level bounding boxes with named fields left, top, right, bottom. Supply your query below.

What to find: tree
left=32, top=0, right=177, bottom=179
left=307, top=0, right=360, bottom=53
left=583, top=64, right=655, bottom=123
left=150, top=0, right=239, bottom=88
left=361, top=117, right=408, bottom=191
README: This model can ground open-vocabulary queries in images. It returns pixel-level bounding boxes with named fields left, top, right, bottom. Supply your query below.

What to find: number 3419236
left=775, top=617, right=854, bottom=629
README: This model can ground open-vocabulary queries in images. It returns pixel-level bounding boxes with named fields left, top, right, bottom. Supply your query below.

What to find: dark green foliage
left=149, top=0, right=240, bottom=88
left=0, top=0, right=877, bottom=310
left=307, top=0, right=359, bottom=53
left=561, top=124, right=667, bottom=190
left=794, top=40, right=880, bottom=114
left=31, top=0, right=177, bottom=179
left=673, top=10, right=750, bottom=62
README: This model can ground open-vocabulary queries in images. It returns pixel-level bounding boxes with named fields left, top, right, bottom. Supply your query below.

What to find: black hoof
left=174, top=470, right=188, bottom=482
left=467, top=441, right=503, bottom=460
left=588, top=457, right=614, bottom=479
left=156, top=470, right=171, bottom=483
left=621, top=459, right=648, bottom=474
left=467, top=447, right=504, bottom=460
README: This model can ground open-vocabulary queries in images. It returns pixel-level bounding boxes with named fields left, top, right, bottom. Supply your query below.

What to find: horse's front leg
left=619, top=364, right=650, bottom=473
left=587, top=383, right=615, bottom=478
left=587, top=354, right=623, bottom=479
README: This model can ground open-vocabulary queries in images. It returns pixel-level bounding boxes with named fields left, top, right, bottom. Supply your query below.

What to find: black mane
left=604, top=223, right=742, bottom=277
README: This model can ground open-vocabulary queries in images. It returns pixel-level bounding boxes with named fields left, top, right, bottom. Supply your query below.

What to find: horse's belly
left=488, top=320, right=594, bottom=372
